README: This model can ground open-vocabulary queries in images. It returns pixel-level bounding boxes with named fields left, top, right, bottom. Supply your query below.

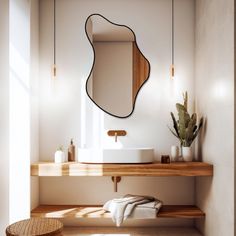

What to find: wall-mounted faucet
left=107, top=130, right=127, bottom=142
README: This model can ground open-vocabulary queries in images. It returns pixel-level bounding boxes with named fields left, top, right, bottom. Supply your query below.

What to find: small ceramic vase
left=182, top=146, right=193, bottom=162
left=54, top=150, right=66, bottom=163
left=171, top=145, right=179, bottom=161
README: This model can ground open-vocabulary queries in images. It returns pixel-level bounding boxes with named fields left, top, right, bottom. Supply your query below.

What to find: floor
left=63, top=227, right=203, bottom=236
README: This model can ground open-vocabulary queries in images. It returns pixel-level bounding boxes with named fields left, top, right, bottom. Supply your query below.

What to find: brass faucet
left=107, top=130, right=127, bottom=142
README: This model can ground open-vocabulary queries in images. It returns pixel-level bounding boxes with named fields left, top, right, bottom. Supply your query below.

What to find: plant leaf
left=183, top=91, right=188, bottom=110
left=170, top=112, right=179, bottom=137
left=191, top=117, right=204, bottom=144
left=176, top=103, right=186, bottom=112
left=168, top=126, right=182, bottom=142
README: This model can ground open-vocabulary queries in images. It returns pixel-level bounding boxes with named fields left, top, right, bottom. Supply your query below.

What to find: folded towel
left=135, top=200, right=163, bottom=209
left=129, top=207, right=157, bottom=219
left=103, top=194, right=162, bottom=226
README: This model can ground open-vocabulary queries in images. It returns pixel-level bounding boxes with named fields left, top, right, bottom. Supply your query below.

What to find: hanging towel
left=103, top=194, right=162, bottom=226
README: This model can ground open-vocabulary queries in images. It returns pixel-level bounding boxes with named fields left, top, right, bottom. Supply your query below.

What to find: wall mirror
left=85, top=14, right=150, bottom=118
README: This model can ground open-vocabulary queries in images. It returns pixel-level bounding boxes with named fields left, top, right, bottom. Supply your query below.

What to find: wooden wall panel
left=132, top=42, right=149, bottom=102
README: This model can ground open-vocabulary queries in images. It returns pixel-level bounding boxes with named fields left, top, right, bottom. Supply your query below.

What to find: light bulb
left=170, top=64, right=175, bottom=79
left=52, top=64, right=56, bottom=79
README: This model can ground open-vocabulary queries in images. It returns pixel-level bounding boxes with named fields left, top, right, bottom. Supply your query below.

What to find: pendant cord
left=171, top=0, right=174, bottom=65
left=54, top=0, right=56, bottom=65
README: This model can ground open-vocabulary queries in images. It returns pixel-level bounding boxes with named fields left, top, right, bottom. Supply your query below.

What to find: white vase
left=54, top=150, right=66, bottom=163
left=171, top=145, right=179, bottom=161
left=182, top=146, right=193, bottom=162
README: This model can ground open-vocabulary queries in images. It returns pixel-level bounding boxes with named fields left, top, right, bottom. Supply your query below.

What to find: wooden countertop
left=31, top=161, right=213, bottom=177
left=31, top=205, right=205, bottom=219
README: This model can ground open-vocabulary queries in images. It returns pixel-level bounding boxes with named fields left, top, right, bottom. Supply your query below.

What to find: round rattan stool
left=6, top=218, right=63, bottom=236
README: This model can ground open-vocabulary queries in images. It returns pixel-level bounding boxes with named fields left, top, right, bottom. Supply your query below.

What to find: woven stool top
left=6, top=218, right=63, bottom=236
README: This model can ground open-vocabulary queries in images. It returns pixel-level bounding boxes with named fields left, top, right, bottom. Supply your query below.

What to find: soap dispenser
left=68, top=139, right=75, bottom=162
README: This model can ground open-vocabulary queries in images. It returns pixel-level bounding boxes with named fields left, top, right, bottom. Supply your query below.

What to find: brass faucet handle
left=107, top=130, right=127, bottom=137
left=107, top=130, right=126, bottom=142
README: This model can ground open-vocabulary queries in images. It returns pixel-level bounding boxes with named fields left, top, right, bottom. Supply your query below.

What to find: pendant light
left=170, top=0, right=175, bottom=79
left=52, top=0, right=56, bottom=79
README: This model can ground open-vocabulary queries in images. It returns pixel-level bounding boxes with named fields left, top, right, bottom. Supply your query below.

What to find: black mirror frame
left=84, top=13, right=151, bottom=118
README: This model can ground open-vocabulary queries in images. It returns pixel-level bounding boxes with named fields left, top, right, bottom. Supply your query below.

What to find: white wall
left=86, top=18, right=93, bottom=97
left=0, top=0, right=39, bottom=231
left=195, top=0, right=234, bottom=235
left=39, top=0, right=195, bottom=226
left=0, top=0, right=9, bottom=232
left=93, top=42, right=133, bottom=117
left=9, top=0, right=31, bottom=223
left=30, top=0, right=40, bottom=211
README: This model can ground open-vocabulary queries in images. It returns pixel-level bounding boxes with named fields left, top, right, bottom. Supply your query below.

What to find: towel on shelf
left=103, top=194, right=163, bottom=226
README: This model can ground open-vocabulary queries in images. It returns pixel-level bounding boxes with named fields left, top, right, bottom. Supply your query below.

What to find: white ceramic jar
left=182, top=146, right=193, bottom=162
left=171, top=145, right=179, bottom=161
left=54, top=150, right=66, bottom=163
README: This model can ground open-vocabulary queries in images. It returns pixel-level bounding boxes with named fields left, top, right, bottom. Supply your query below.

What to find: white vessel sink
left=77, top=148, right=154, bottom=164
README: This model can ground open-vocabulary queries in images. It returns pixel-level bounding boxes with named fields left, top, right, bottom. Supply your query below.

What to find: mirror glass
left=85, top=14, right=150, bottom=118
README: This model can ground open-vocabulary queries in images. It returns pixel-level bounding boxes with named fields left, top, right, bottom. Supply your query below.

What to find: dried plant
left=169, top=92, right=203, bottom=147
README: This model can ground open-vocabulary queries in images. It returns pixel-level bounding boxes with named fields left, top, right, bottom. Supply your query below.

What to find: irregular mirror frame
left=85, top=14, right=150, bottom=118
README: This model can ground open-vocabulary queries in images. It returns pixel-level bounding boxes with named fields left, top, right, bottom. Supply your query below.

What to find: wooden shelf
left=31, top=205, right=205, bottom=219
left=31, top=162, right=213, bottom=177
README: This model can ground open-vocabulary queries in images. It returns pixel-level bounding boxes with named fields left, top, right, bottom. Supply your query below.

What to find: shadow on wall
left=196, top=117, right=207, bottom=162
left=195, top=117, right=214, bottom=235
left=195, top=176, right=213, bottom=234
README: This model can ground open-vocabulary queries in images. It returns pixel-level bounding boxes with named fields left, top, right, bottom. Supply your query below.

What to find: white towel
left=103, top=194, right=162, bottom=226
